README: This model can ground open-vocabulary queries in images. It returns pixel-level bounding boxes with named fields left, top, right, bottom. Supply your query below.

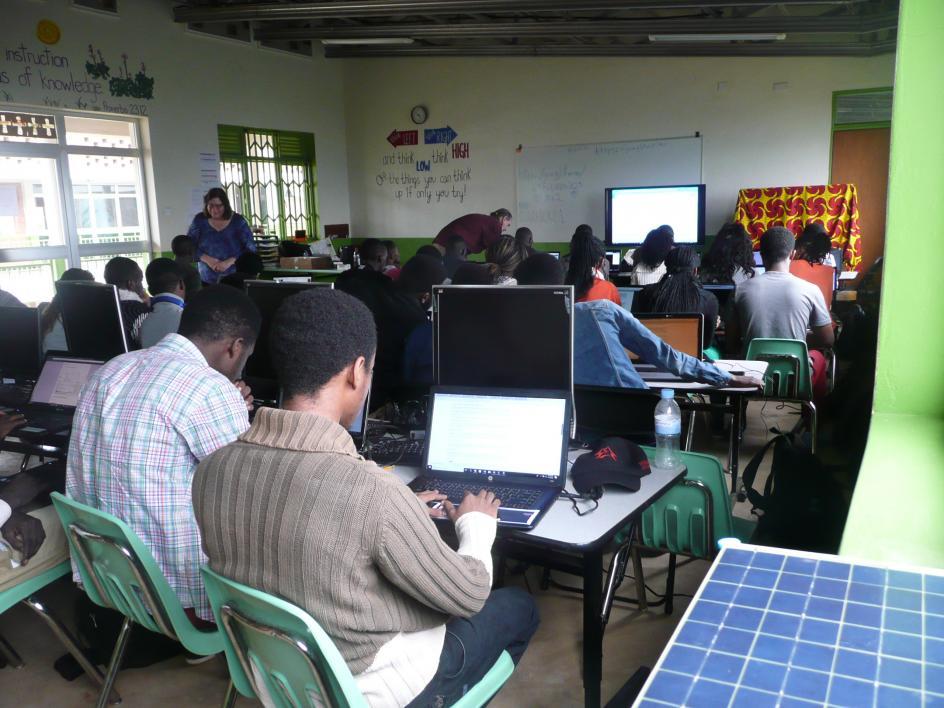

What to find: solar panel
left=635, top=542, right=944, bottom=707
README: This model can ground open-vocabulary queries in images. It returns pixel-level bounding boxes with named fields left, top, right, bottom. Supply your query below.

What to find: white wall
left=2, top=0, right=350, bottom=249
left=343, top=55, right=894, bottom=241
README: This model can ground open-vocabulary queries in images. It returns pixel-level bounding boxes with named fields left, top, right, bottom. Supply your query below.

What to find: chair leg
left=0, top=631, right=24, bottom=668
left=630, top=545, right=648, bottom=611
left=806, top=401, right=818, bottom=455
left=96, top=617, right=133, bottom=708
left=684, top=409, right=696, bottom=452
left=22, top=596, right=121, bottom=704
left=19, top=454, right=32, bottom=473
left=222, top=679, right=238, bottom=708
left=664, top=553, right=677, bottom=615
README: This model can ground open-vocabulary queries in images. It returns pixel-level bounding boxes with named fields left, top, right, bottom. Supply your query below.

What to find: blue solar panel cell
left=635, top=543, right=944, bottom=707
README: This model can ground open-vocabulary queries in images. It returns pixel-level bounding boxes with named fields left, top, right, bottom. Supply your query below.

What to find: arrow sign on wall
left=424, top=126, right=458, bottom=145
left=387, top=129, right=418, bottom=147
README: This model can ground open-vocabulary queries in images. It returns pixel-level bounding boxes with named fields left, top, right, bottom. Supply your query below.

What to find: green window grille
left=217, top=124, right=318, bottom=239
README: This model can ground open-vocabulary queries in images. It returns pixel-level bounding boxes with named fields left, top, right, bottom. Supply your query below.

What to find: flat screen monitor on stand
left=605, top=184, right=706, bottom=248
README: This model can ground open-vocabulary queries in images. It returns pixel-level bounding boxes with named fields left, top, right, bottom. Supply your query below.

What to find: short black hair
left=270, top=288, right=377, bottom=400
left=451, top=262, right=495, bottom=285
left=178, top=285, right=261, bottom=345
left=381, top=239, right=398, bottom=252
left=103, top=256, right=142, bottom=287
left=760, top=226, right=796, bottom=266
left=398, top=255, right=446, bottom=296
left=360, top=238, right=387, bottom=262
left=416, top=245, right=444, bottom=261
left=515, top=253, right=564, bottom=285
left=234, top=252, right=264, bottom=276
left=145, top=258, right=184, bottom=295
left=171, top=235, right=195, bottom=257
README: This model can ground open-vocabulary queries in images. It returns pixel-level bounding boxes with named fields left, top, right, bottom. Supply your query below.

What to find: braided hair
left=647, top=247, right=702, bottom=313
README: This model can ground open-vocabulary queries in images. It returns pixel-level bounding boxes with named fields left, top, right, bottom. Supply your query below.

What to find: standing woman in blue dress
left=187, top=188, right=256, bottom=285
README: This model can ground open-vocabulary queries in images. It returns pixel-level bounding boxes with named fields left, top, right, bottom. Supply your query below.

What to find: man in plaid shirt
left=66, top=285, right=261, bottom=620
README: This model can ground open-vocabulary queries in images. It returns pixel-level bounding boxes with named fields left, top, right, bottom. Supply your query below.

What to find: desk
left=638, top=359, right=767, bottom=495
left=636, top=540, right=944, bottom=706
left=393, top=454, right=685, bottom=707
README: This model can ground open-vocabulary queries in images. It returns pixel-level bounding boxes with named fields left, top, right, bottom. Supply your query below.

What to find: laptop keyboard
left=411, top=478, right=544, bottom=510
left=23, top=407, right=74, bottom=432
left=370, top=438, right=426, bottom=463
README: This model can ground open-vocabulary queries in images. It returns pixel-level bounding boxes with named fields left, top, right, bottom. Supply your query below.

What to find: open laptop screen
left=424, top=391, right=568, bottom=483
left=30, top=357, right=102, bottom=407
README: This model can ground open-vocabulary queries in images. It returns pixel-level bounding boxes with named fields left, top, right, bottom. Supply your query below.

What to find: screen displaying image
left=607, top=184, right=705, bottom=246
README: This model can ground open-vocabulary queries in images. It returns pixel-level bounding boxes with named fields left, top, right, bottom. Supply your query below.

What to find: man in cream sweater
left=193, top=288, right=539, bottom=707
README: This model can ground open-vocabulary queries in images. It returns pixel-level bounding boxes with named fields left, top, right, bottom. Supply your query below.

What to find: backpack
left=742, top=431, right=848, bottom=553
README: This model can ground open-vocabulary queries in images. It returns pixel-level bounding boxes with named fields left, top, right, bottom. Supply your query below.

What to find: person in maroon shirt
left=433, top=209, right=512, bottom=254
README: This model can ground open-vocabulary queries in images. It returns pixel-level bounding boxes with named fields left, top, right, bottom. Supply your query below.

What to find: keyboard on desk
left=370, top=438, right=426, bottom=463
left=410, top=477, right=544, bottom=510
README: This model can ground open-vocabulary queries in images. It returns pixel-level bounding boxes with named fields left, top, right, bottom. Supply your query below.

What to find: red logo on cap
left=595, top=447, right=617, bottom=461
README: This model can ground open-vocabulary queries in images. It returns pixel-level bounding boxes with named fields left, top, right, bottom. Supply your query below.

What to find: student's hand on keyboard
left=0, top=412, right=26, bottom=439
left=415, top=490, right=449, bottom=519
left=444, top=490, right=501, bottom=522
left=234, top=380, right=254, bottom=410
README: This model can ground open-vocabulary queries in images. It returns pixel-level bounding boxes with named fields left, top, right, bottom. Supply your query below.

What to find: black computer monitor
left=57, top=282, right=129, bottom=361
left=243, top=280, right=334, bottom=390
left=0, top=306, right=42, bottom=380
left=432, top=285, right=573, bottom=391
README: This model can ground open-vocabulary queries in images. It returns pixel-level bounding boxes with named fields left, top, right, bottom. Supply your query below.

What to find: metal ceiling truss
left=172, top=0, right=899, bottom=58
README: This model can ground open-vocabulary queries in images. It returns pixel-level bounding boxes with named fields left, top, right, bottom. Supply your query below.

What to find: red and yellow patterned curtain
left=733, top=184, right=862, bottom=270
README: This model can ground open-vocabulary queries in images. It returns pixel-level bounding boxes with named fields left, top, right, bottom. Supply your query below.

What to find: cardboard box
left=279, top=256, right=334, bottom=270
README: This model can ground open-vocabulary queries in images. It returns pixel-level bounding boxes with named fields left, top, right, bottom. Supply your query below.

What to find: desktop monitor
left=0, top=306, right=42, bottom=380
left=547, top=251, right=561, bottom=260
left=605, top=250, right=622, bottom=271
left=432, top=285, right=573, bottom=391
left=57, top=282, right=129, bottom=361
left=753, top=251, right=764, bottom=267
left=243, top=280, right=334, bottom=391
left=605, top=184, right=706, bottom=247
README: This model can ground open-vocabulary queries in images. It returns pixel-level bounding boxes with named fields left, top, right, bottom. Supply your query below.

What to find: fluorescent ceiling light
left=649, top=33, right=786, bottom=42
left=321, top=38, right=415, bottom=46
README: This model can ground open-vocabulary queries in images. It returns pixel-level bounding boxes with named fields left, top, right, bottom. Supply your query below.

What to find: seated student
left=433, top=209, right=512, bottom=254
left=358, top=238, right=389, bottom=273
left=0, top=412, right=68, bottom=591
left=517, top=253, right=757, bottom=390
left=218, top=252, right=264, bottom=289
left=103, top=256, right=151, bottom=349
left=699, top=223, right=756, bottom=285
left=566, top=231, right=622, bottom=305
left=794, top=222, right=837, bottom=267
left=381, top=239, right=402, bottom=281
left=139, top=258, right=186, bottom=348
left=0, top=287, right=25, bottom=308
left=415, top=244, right=445, bottom=261
left=622, top=225, right=675, bottom=286
left=171, top=234, right=202, bottom=300
left=400, top=255, right=448, bottom=386
left=442, top=233, right=468, bottom=281
left=451, top=262, right=494, bottom=286
left=515, top=227, right=535, bottom=257
left=632, top=247, right=719, bottom=350
left=66, top=286, right=259, bottom=622
left=40, top=268, right=95, bottom=354
left=193, top=288, right=538, bottom=707
left=485, top=235, right=523, bottom=286
left=729, top=226, right=834, bottom=398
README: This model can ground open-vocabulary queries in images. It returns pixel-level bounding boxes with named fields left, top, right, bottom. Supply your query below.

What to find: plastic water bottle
left=654, top=389, right=682, bottom=470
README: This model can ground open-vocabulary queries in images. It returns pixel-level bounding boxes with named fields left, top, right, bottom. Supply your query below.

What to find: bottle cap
left=660, top=388, right=675, bottom=399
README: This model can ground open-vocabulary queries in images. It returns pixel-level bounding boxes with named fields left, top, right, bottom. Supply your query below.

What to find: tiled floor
left=0, top=402, right=789, bottom=706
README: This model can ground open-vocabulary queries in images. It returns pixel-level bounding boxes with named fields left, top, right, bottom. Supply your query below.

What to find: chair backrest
left=745, top=338, right=812, bottom=400
left=789, top=260, right=835, bottom=309
left=49, top=492, right=221, bottom=656
left=201, top=566, right=367, bottom=708
left=639, top=449, right=738, bottom=558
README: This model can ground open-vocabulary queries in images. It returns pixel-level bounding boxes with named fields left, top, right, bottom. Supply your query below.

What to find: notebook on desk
left=409, top=387, right=571, bottom=529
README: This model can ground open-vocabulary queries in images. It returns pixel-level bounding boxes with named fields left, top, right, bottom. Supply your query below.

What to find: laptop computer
left=15, top=355, right=104, bottom=434
left=409, top=386, right=571, bottom=529
left=633, top=313, right=704, bottom=360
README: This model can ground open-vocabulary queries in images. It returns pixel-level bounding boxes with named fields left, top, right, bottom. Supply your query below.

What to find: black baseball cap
left=572, top=437, right=651, bottom=495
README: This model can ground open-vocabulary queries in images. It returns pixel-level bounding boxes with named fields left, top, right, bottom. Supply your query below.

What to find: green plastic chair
left=745, top=338, right=818, bottom=452
left=50, top=492, right=234, bottom=708
left=633, top=449, right=756, bottom=614
left=201, top=565, right=516, bottom=708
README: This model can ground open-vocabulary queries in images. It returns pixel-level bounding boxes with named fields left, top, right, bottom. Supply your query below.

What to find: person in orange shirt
left=566, top=229, right=622, bottom=306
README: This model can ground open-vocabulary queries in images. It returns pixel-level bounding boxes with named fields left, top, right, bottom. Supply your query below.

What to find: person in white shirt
left=623, top=225, right=675, bottom=285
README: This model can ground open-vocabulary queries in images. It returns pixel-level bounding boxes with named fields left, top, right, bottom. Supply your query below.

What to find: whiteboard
left=515, top=136, right=702, bottom=242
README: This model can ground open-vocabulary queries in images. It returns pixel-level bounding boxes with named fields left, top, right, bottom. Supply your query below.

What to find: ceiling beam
left=173, top=0, right=877, bottom=24
left=323, top=39, right=897, bottom=58
left=254, top=13, right=898, bottom=40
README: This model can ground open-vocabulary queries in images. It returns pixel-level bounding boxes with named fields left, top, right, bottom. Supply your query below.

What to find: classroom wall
left=2, top=0, right=350, bottom=249
left=342, top=55, right=894, bottom=242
